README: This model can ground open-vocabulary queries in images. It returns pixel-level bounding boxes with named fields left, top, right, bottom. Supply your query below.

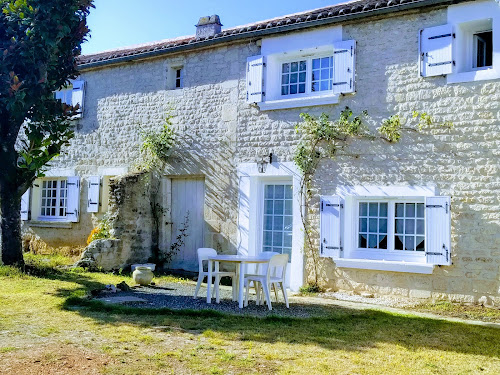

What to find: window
left=474, top=30, right=493, bottom=69
left=40, top=179, right=68, bottom=218
left=356, top=200, right=425, bottom=253
left=320, top=188, right=451, bottom=272
left=262, top=184, right=293, bottom=258
left=175, top=68, right=184, bottom=88
left=281, top=60, right=307, bottom=96
left=54, top=80, right=85, bottom=118
left=246, top=36, right=356, bottom=110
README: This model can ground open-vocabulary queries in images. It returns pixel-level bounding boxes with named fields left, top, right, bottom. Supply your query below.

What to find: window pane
left=379, top=235, right=388, bottom=249
left=320, top=81, right=329, bottom=91
left=299, top=84, right=306, bottom=93
left=265, top=200, right=273, bottom=214
left=290, top=85, right=297, bottom=94
left=312, top=82, right=319, bottom=92
left=299, top=61, right=307, bottom=71
left=263, top=246, right=272, bottom=253
left=369, top=203, right=378, bottom=216
left=265, top=185, right=274, bottom=199
left=416, top=219, right=425, bottom=235
left=416, top=237, right=425, bottom=251
left=284, top=232, right=292, bottom=247
left=395, top=203, right=405, bottom=217
left=359, top=218, right=367, bottom=232
left=274, top=200, right=284, bottom=215
left=406, top=203, right=416, bottom=217
left=274, top=185, right=284, bottom=199
left=359, top=234, right=367, bottom=248
left=359, top=203, right=367, bottom=216
left=395, top=235, right=404, bottom=250
left=285, top=185, right=293, bottom=199
left=282, top=63, right=290, bottom=73
left=405, top=219, right=415, bottom=234
left=281, top=86, right=289, bottom=95
left=417, top=203, right=424, bottom=217
left=282, top=75, right=289, bottom=84
left=291, top=62, right=298, bottom=72
left=368, top=234, right=378, bottom=249
left=379, top=203, right=388, bottom=217
left=379, top=218, right=387, bottom=233
left=284, top=216, right=293, bottom=231
left=290, top=73, right=298, bottom=83
left=263, top=231, right=273, bottom=246
left=284, top=200, right=292, bottom=215
left=264, top=215, right=273, bottom=230
left=273, top=232, right=283, bottom=246
left=405, top=236, right=415, bottom=251
left=369, top=218, right=378, bottom=232
left=273, top=216, right=283, bottom=230
left=299, top=72, right=306, bottom=82
left=312, top=58, right=320, bottom=69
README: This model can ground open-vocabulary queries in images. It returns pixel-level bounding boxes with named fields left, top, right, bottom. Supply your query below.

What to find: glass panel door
left=262, top=184, right=293, bottom=259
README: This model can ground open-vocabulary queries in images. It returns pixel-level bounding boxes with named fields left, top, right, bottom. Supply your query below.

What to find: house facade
left=19, top=0, right=500, bottom=303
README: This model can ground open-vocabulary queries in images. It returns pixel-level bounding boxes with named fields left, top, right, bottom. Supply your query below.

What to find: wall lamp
left=257, top=152, right=273, bottom=173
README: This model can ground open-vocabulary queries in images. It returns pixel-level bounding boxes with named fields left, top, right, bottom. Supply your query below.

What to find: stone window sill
left=27, top=220, right=73, bottom=229
left=447, top=68, right=500, bottom=84
left=257, top=94, right=339, bottom=111
left=333, top=258, right=434, bottom=274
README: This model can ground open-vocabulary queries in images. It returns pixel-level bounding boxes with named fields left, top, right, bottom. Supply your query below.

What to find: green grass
left=412, top=301, right=500, bottom=322
left=0, top=254, right=499, bottom=374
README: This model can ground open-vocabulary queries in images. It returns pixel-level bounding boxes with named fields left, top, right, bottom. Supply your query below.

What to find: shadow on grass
left=20, top=262, right=500, bottom=359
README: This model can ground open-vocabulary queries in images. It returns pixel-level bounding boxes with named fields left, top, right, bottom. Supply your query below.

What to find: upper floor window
left=175, top=68, right=184, bottom=88
left=474, top=30, right=493, bottom=69
left=54, top=80, right=85, bottom=118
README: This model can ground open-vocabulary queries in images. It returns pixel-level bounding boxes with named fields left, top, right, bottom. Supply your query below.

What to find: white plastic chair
left=244, top=251, right=279, bottom=304
left=193, top=248, right=236, bottom=303
left=244, top=253, right=289, bottom=310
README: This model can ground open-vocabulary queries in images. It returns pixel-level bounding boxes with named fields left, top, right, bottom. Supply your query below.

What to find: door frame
left=237, top=162, right=304, bottom=291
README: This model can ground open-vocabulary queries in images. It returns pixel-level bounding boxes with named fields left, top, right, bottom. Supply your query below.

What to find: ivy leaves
left=139, top=116, right=177, bottom=171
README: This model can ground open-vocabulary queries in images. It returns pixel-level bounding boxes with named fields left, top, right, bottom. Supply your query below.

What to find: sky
left=82, top=0, right=346, bottom=55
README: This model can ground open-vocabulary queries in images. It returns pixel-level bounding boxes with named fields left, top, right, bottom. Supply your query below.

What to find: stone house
left=19, top=0, right=500, bottom=304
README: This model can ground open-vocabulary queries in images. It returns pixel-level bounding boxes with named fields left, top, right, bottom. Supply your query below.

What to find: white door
left=261, top=183, right=292, bottom=287
left=169, top=178, right=205, bottom=271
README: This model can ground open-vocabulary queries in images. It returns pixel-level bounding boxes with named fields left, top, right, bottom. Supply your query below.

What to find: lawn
left=0, top=254, right=499, bottom=375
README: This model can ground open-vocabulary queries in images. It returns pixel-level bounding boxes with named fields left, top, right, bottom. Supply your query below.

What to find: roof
left=77, top=0, right=467, bottom=69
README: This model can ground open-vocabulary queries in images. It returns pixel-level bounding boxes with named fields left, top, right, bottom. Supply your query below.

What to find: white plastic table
left=206, top=255, right=270, bottom=308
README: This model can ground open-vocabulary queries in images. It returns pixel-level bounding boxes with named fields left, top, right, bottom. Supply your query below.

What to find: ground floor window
left=262, top=184, right=293, bottom=257
left=40, top=179, right=67, bottom=218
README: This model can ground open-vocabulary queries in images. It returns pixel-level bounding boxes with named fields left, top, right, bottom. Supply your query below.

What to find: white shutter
left=320, top=196, right=343, bottom=258
left=425, top=196, right=451, bottom=265
left=332, top=40, right=356, bottom=94
left=246, top=55, right=265, bottom=103
left=71, top=80, right=85, bottom=117
left=420, top=25, right=454, bottom=77
left=20, top=188, right=30, bottom=221
left=87, top=176, right=101, bottom=213
left=66, top=176, right=81, bottom=222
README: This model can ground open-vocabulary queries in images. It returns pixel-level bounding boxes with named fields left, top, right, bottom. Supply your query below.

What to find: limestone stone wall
left=23, top=5, right=500, bottom=302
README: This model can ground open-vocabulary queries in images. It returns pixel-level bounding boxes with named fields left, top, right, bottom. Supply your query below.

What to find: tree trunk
left=0, top=184, right=24, bottom=267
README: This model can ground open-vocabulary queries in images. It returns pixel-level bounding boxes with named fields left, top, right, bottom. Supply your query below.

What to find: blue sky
left=82, top=0, right=345, bottom=55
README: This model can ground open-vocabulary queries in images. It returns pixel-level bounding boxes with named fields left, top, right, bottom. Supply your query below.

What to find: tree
left=0, top=0, right=93, bottom=266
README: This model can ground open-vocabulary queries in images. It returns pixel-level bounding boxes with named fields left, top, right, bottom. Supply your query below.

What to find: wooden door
left=169, top=178, right=205, bottom=271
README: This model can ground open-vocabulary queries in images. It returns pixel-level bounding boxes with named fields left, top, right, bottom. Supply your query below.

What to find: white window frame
left=278, top=53, right=335, bottom=99
left=350, top=197, right=426, bottom=263
left=260, top=181, right=294, bottom=260
left=472, top=30, right=493, bottom=70
left=446, top=1, right=500, bottom=84
left=39, top=178, right=68, bottom=221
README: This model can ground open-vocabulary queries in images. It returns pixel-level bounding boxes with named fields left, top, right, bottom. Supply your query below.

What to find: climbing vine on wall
left=139, top=115, right=177, bottom=170
left=294, top=107, right=453, bottom=287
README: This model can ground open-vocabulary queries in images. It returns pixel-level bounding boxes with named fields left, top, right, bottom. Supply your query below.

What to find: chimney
left=195, top=15, right=222, bottom=38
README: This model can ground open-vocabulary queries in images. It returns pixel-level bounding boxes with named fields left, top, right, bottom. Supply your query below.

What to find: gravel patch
left=95, top=282, right=334, bottom=318
left=318, top=291, right=422, bottom=308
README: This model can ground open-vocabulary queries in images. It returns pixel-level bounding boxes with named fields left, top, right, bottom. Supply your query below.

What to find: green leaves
left=138, top=116, right=177, bottom=171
